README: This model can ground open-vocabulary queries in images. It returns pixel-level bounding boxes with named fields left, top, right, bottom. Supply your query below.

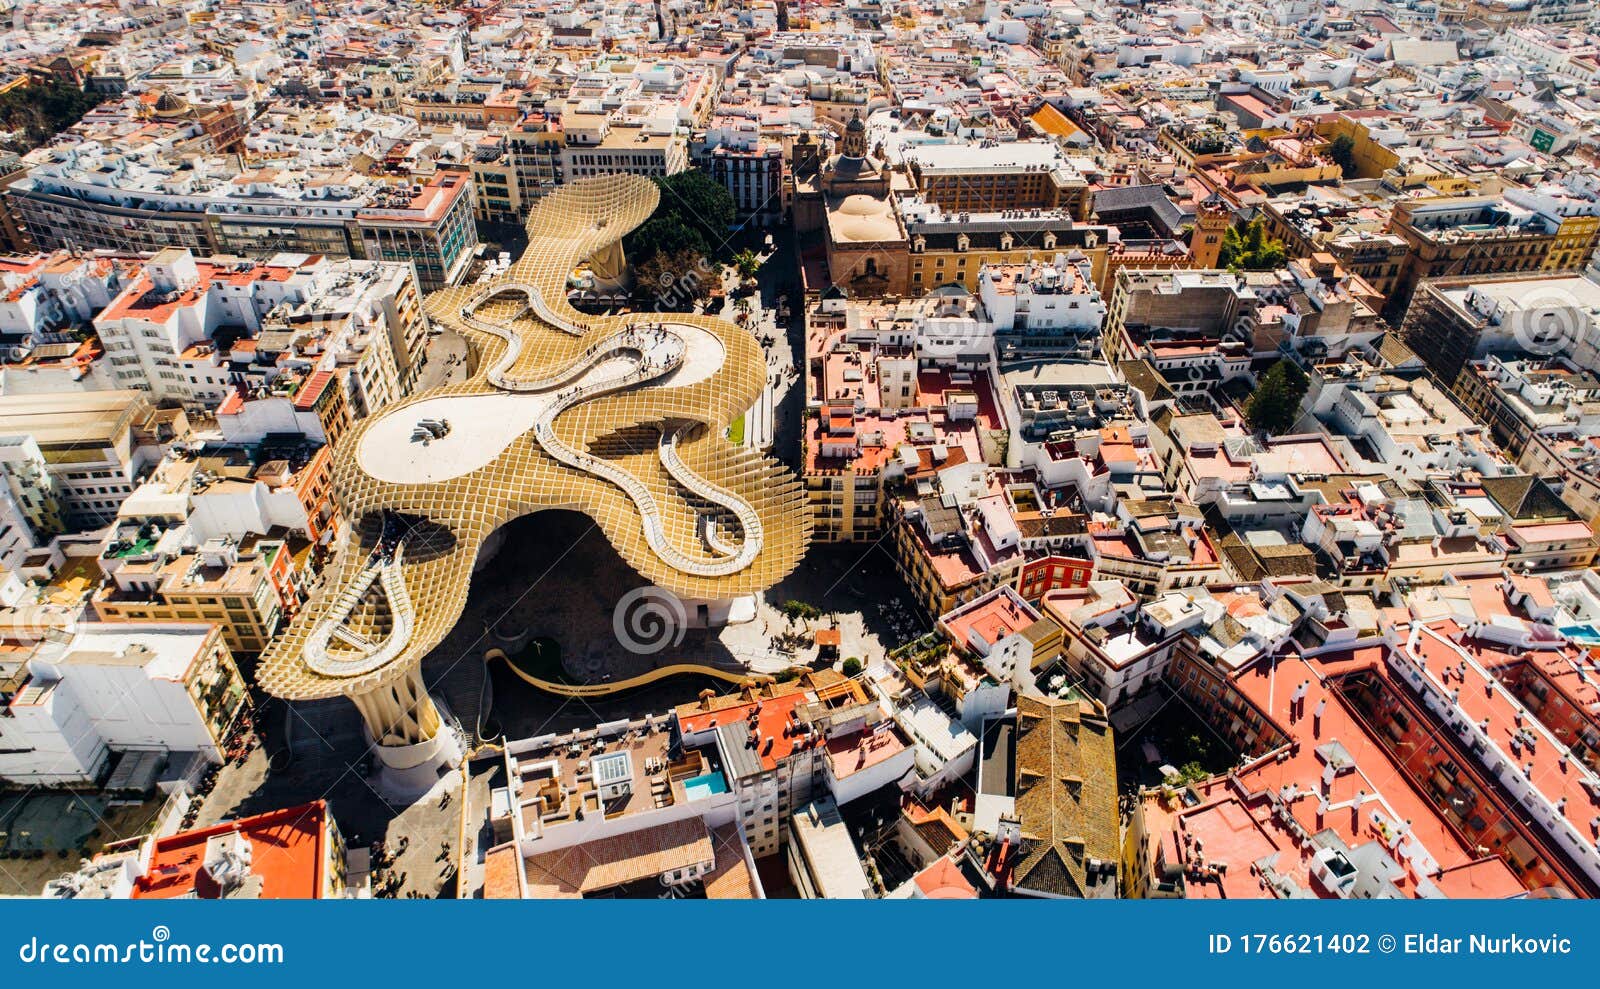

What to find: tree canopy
left=624, top=171, right=735, bottom=265
left=658, top=170, right=735, bottom=233
left=633, top=249, right=711, bottom=311
left=627, top=216, right=710, bottom=264
left=732, top=248, right=763, bottom=280
left=1217, top=216, right=1288, bottom=272
left=0, top=80, right=104, bottom=153
left=1326, top=134, right=1357, bottom=178
left=624, top=172, right=736, bottom=308
left=1245, top=358, right=1310, bottom=435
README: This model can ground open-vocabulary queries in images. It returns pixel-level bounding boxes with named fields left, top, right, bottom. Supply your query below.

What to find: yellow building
left=905, top=142, right=1092, bottom=221
left=1313, top=116, right=1401, bottom=181
left=908, top=222, right=1110, bottom=294
left=1545, top=214, right=1599, bottom=271
left=1189, top=201, right=1230, bottom=270
left=93, top=538, right=290, bottom=655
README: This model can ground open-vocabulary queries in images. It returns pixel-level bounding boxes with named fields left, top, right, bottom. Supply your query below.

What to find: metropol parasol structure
left=258, top=174, right=811, bottom=793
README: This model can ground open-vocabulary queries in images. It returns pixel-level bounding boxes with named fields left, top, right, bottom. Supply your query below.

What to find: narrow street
left=712, top=227, right=805, bottom=468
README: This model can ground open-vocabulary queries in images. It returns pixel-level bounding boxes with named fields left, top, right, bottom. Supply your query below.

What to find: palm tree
left=733, top=248, right=764, bottom=282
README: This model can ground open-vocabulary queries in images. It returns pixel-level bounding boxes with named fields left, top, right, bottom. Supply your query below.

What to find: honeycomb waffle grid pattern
left=259, top=175, right=812, bottom=702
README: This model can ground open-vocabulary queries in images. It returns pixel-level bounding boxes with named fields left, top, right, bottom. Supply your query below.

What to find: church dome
left=153, top=90, right=189, bottom=114
left=832, top=195, right=898, bottom=242
left=838, top=194, right=880, bottom=216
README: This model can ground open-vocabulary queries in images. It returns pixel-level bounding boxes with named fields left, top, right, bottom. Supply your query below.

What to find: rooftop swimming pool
left=682, top=771, right=728, bottom=801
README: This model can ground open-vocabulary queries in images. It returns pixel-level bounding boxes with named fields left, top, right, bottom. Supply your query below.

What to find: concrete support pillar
left=351, top=667, right=462, bottom=800
left=350, top=666, right=440, bottom=746
left=588, top=239, right=629, bottom=290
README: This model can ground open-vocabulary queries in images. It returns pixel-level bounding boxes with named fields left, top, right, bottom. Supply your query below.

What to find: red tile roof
left=293, top=369, right=336, bottom=411
left=679, top=686, right=813, bottom=771
left=133, top=801, right=331, bottom=900
left=913, top=855, right=977, bottom=898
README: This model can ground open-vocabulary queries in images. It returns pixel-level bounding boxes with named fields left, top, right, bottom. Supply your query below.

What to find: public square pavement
left=416, top=509, right=930, bottom=744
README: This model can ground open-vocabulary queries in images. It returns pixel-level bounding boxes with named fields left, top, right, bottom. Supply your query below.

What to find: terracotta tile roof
left=1029, top=103, right=1084, bottom=140
left=482, top=842, right=524, bottom=899
left=702, top=823, right=758, bottom=899
left=1480, top=474, right=1569, bottom=521
left=906, top=801, right=969, bottom=855
left=293, top=369, right=336, bottom=411
left=521, top=817, right=713, bottom=898
left=1010, top=695, right=1120, bottom=898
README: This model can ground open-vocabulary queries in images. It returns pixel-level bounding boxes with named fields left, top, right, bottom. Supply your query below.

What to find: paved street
left=712, top=230, right=805, bottom=464
left=415, top=326, right=469, bottom=392
left=198, top=704, right=465, bottom=899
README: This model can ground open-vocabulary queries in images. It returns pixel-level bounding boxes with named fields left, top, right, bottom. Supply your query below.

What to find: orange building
left=134, top=801, right=346, bottom=900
